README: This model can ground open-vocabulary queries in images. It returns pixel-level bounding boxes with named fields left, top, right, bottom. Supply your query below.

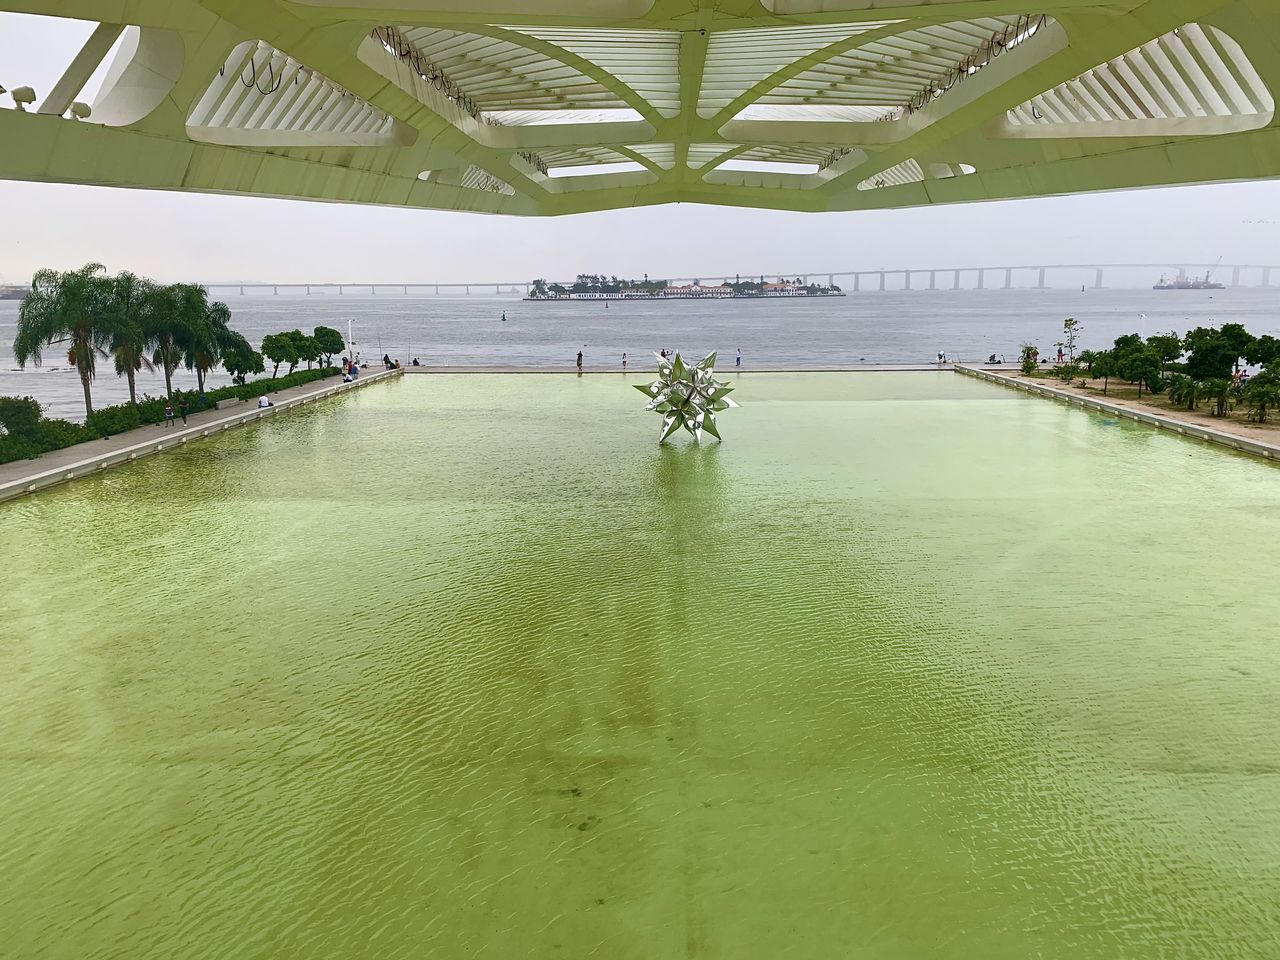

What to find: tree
left=313, top=325, right=344, bottom=367
left=1116, top=345, right=1163, bottom=397
left=1146, top=331, right=1182, bottom=374
left=1242, top=371, right=1280, bottom=423
left=1090, top=350, right=1118, bottom=395
left=299, top=335, right=321, bottom=370
left=261, top=333, right=296, bottom=378
left=182, top=293, right=230, bottom=394
left=1062, top=317, right=1081, bottom=361
left=104, top=271, right=154, bottom=406
left=0, top=396, right=42, bottom=437
left=1244, top=334, right=1280, bottom=368
left=220, top=332, right=264, bottom=385
left=283, top=329, right=319, bottom=372
left=14, top=263, right=115, bottom=419
left=530, top=278, right=549, bottom=298
left=144, top=283, right=194, bottom=402
left=1019, top=342, right=1038, bottom=376
left=1166, top=374, right=1202, bottom=411
left=1201, top=378, right=1235, bottom=417
left=1184, top=324, right=1254, bottom=381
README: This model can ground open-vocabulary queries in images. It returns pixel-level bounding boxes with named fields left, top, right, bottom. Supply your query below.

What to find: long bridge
left=201, top=263, right=1279, bottom=297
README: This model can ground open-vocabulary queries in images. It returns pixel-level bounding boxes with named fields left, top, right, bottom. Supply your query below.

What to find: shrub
left=0, top=433, right=43, bottom=462
left=1243, top=372, right=1280, bottom=423
left=0, top=367, right=342, bottom=464
left=85, top=404, right=142, bottom=437
left=32, top=419, right=92, bottom=448
left=0, top=413, right=91, bottom=464
left=0, top=395, right=42, bottom=437
left=1055, top=362, right=1082, bottom=383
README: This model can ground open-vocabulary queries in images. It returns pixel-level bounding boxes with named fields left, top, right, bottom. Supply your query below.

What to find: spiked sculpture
left=636, top=351, right=738, bottom=444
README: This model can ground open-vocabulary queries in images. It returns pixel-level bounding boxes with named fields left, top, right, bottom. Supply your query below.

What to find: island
left=526, top=274, right=844, bottom=301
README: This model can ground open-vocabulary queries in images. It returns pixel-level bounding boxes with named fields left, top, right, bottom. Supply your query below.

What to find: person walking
left=621, top=352, right=627, bottom=370
left=179, top=399, right=189, bottom=425
left=163, top=401, right=174, bottom=428
left=736, top=348, right=742, bottom=368
left=576, top=349, right=583, bottom=370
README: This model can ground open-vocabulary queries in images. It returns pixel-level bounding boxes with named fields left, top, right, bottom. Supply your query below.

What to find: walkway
left=0, top=368, right=401, bottom=503
left=402, top=363, right=955, bottom=374
left=957, top=365, right=1280, bottom=463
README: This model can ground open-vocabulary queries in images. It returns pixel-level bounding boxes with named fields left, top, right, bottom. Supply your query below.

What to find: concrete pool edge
left=956, top=364, right=1280, bottom=463
left=0, top=368, right=402, bottom=504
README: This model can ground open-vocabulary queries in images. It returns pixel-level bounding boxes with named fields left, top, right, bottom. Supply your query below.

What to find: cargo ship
left=1153, top=270, right=1223, bottom=291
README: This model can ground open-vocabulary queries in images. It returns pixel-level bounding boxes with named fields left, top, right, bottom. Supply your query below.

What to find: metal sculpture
left=635, top=351, right=738, bottom=443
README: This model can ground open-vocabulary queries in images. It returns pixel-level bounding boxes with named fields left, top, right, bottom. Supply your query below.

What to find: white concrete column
left=39, top=22, right=124, bottom=116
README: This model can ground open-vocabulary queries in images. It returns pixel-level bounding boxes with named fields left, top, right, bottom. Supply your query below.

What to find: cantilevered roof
left=1, top=0, right=1278, bottom=216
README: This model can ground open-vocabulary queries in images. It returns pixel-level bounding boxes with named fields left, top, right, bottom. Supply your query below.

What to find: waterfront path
left=958, top=364, right=1280, bottom=463
left=0, top=368, right=401, bottom=503
left=403, top=363, right=955, bottom=374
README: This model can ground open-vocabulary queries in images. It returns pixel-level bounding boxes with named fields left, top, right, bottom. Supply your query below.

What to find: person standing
left=576, top=349, right=583, bottom=370
left=621, top=352, right=627, bottom=370
left=179, top=399, right=189, bottom=425
left=736, top=348, right=742, bottom=368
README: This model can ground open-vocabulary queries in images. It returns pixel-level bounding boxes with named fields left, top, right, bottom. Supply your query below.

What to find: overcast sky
left=3, top=12, right=1280, bottom=285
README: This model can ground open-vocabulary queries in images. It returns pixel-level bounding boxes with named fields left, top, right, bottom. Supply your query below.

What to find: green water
left=3, top=373, right=1279, bottom=959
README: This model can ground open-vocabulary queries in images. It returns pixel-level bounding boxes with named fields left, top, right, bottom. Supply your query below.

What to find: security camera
left=11, top=86, right=36, bottom=110
left=69, top=101, right=92, bottom=120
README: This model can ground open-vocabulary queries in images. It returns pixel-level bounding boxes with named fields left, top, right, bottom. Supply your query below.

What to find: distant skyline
left=4, top=178, right=1280, bottom=287
left=3, top=12, right=1280, bottom=286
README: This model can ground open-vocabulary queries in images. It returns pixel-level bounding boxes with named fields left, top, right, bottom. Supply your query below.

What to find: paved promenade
left=0, top=368, right=401, bottom=503
left=402, top=363, right=955, bottom=374
left=958, top=364, right=1280, bottom=463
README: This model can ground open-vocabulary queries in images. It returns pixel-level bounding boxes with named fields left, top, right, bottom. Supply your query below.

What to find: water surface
left=3, top=373, right=1279, bottom=959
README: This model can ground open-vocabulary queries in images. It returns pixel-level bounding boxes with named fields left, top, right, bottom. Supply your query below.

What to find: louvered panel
left=857, top=159, right=924, bottom=190
left=699, top=22, right=900, bottom=116
left=762, top=16, right=1037, bottom=112
left=503, top=27, right=682, bottom=117
left=1007, top=24, right=1273, bottom=126
left=188, top=39, right=396, bottom=145
left=395, top=27, right=626, bottom=112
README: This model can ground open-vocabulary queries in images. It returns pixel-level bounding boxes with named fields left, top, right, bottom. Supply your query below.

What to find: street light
left=10, top=86, right=37, bottom=111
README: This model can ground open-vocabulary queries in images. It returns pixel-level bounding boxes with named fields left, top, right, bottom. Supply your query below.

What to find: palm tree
left=105, top=271, right=154, bottom=405
left=13, top=263, right=112, bottom=419
left=145, top=283, right=187, bottom=402
left=183, top=295, right=230, bottom=394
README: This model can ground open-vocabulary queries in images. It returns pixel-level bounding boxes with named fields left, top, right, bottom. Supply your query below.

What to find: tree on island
left=313, top=325, right=345, bottom=368
left=13, top=263, right=113, bottom=419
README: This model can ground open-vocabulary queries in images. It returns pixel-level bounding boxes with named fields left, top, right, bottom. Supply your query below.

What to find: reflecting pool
left=4, top=373, right=1279, bottom=959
